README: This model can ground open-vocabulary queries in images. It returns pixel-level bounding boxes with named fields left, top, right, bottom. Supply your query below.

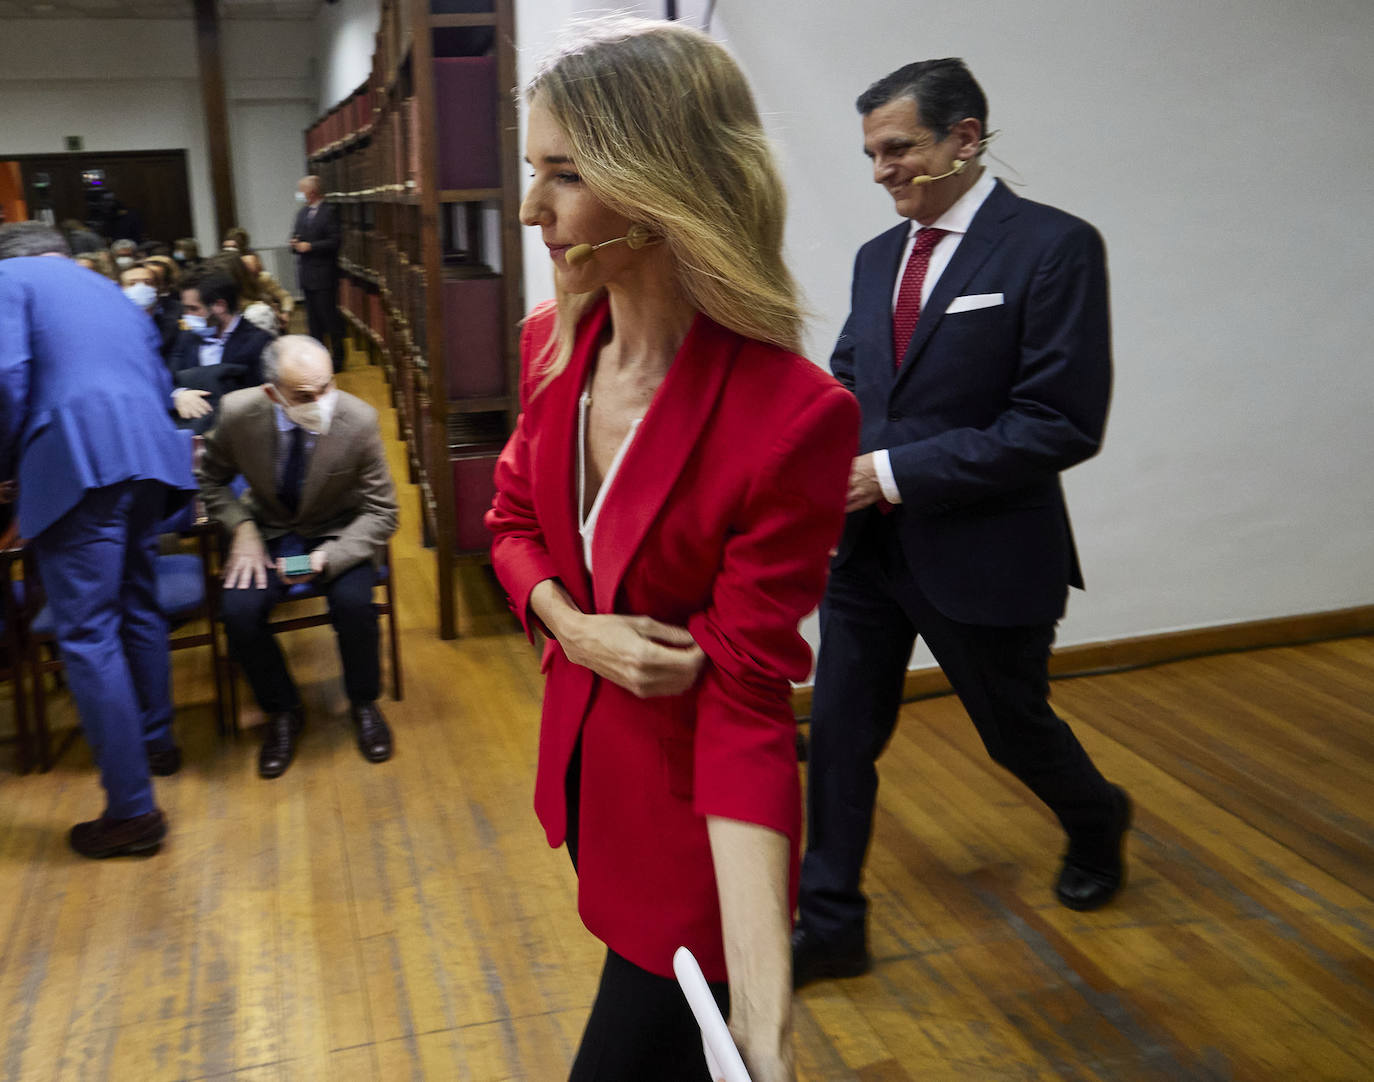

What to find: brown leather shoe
left=69, top=809, right=167, bottom=859
left=350, top=702, right=393, bottom=763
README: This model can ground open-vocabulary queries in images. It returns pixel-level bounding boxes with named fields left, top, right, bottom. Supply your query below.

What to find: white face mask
left=123, top=282, right=157, bottom=310
left=281, top=387, right=337, bottom=435
left=295, top=191, right=308, bottom=205
left=182, top=312, right=211, bottom=337
left=115, top=255, right=135, bottom=269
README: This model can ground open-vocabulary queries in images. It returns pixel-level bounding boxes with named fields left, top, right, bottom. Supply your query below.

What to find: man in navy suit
left=794, top=60, right=1130, bottom=985
left=166, top=268, right=273, bottom=434
left=0, top=222, right=196, bottom=857
left=290, top=175, right=344, bottom=371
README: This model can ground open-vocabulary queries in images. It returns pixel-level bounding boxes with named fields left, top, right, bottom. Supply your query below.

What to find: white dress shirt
left=874, top=168, right=997, bottom=504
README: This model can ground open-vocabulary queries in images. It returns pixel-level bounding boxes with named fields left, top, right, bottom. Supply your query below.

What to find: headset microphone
left=909, top=158, right=968, bottom=186
left=565, top=224, right=657, bottom=267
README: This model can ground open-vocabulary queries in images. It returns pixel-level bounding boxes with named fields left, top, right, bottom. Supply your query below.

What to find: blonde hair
left=527, top=17, right=801, bottom=388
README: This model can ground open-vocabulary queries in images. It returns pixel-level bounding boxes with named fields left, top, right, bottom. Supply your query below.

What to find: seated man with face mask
left=197, top=336, right=399, bottom=779
left=167, top=268, right=272, bottom=434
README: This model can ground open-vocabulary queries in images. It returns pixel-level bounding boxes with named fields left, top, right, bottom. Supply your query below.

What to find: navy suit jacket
left=290, top=201, right=341, bottom=291
left=832, top=179, right=1112, bottom=626
left=0, top=256, right=196, bottom=539
left=165, top=318, right=273, bottom=435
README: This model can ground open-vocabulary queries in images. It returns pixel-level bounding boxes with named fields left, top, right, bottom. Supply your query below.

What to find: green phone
left=281, top=554, right=313, bottom=576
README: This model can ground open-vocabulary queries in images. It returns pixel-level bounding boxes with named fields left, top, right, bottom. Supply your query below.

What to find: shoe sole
left=80, top=832, right=167, bottom=859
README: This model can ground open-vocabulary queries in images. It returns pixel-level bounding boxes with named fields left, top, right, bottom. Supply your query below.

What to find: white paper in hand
left=673, top=946, right=752, bottom=1082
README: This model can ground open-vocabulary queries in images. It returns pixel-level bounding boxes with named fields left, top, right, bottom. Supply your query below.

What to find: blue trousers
left=32, top=480, right=172, bottom=819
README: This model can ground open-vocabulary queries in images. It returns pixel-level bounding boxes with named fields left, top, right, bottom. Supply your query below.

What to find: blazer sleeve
left=315, top=421, right=398, bottom=580
left=828, top=253, right=863, bottom=392
left=311, top=205, right=341, bottom=257
left=887, top=221, right=1112, bottom=508
left=196, top=406, right=253, bottom=534
left=486, top=308, right=560, bottom=640
left=686, top=384, right=859, bottom=837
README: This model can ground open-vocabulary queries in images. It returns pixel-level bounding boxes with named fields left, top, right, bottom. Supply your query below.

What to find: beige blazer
left=197, top=386, right=398, bottom=580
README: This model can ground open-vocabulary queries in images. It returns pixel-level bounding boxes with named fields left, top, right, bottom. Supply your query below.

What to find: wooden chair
left=223, top=544, right=403, bottom=730
left=23, top=523, right=228, bottom=771
left=0, top=542, right=33, bottom=773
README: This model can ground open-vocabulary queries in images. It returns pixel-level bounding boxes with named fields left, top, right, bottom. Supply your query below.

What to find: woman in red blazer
left=486, top=19, right=858, bottom=1082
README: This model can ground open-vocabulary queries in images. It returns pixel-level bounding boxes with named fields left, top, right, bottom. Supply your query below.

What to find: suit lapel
left=892, top=180, right=1019, bottom=389
left=531, top=303, right=605, bottom=613
left=297, top=400, right=347, bottom=516
left=591, top=312, right=734, bottom=615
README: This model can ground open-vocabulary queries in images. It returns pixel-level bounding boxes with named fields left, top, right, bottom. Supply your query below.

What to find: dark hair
left=0, top=222, right=71, bottom=260
left=222, top=226, right=250, bottom=250
left=181, top=268, right=238, bottom=312
left=856, top=58, right=988, bottom=142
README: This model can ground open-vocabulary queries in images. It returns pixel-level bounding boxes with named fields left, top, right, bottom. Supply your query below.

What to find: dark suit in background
left=291, top=200, right=344, bottom=369
left=0, top=254, right=195, bottom=820
left=165, top=319, right=273, bottom=433
left=799, top=159, right=1123, bottom=951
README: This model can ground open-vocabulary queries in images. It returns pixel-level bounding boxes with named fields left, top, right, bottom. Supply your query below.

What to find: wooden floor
left=1, top=359, right=1372, bottom=1081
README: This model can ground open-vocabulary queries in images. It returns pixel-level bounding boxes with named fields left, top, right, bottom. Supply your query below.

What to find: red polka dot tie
left=891, top=227, right=947, bottom=369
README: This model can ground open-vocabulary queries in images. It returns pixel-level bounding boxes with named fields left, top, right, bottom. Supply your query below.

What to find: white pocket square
left=946, top=292, right=1004, bottom=314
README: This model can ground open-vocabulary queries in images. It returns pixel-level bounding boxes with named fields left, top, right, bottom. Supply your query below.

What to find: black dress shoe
left=351, top=702, right=393, bottom=763
left=70, top=809, right=167, bottom=859
left=1056, top=785, right=1133, bottom=911
left=146, top=744, right=182, bottom=777
left=791, top=924, right=871, bottom=989
left=259, top=710, right=303, bottom=779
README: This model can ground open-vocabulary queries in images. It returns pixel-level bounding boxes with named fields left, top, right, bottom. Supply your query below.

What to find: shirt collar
left=908, top=168, right=997, bottom=239
left=216, top=312, right=242, bottom=341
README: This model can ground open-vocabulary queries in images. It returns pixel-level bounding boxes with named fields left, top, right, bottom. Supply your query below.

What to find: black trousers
left=220, top=539, right=379, bottom=714
left=798, top=513, right=1117, bottom=940
left=302, top=285, right=344, bottom=370
left=563, top=741, right=730, bottom=1082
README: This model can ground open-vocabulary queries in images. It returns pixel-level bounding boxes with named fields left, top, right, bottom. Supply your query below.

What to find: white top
left=876, top=169, right=997, bottom=503
left=577, top=386, right=643, bottom=574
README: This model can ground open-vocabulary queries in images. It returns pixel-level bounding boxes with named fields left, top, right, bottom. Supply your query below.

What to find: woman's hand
left=561, top=612, right=705, bottom=698
left=529, top=579, right=705, bottom=697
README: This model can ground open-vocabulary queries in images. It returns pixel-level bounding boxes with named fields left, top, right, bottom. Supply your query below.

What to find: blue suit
left=799, top=179, right=1119, bottom=938
left=0, top=256, right=196, bottom=816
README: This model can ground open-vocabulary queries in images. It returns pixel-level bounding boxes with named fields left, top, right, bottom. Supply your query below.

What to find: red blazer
left=486, top=298, right=858, bottom=981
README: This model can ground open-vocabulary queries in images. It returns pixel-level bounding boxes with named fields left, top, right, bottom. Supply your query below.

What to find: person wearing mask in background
left=167, top=268, right=272, bottom=433
left=289, top=176, right=344, bottom=372
left=120, top=262, right=180, bottom=360
left=172, top=237, right=201, bottom=271
left=0, top=222, right=196, bottom=856
left=111, top=238, right=139, bottom=272
left=197, top=335, right=398, bottom=779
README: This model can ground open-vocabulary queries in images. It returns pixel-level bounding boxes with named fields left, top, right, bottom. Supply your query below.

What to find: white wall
left=0, top=17, right=317, bottom=254
left=314, top=2, right=1374, bottom=659
left=316, top=0, right=381, bottom=111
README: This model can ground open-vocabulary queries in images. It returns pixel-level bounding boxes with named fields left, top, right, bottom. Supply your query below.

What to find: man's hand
left=277, top=547, right=326, bottom=586
left=559, top=613, right=706, bottom=698
left=292, top=240, right=312, bottom=254
left=223, top=522, right=274, bottom=590
left=846, top=452, right=885, bottom=513
left=173, top=388, right=213, bottom=420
